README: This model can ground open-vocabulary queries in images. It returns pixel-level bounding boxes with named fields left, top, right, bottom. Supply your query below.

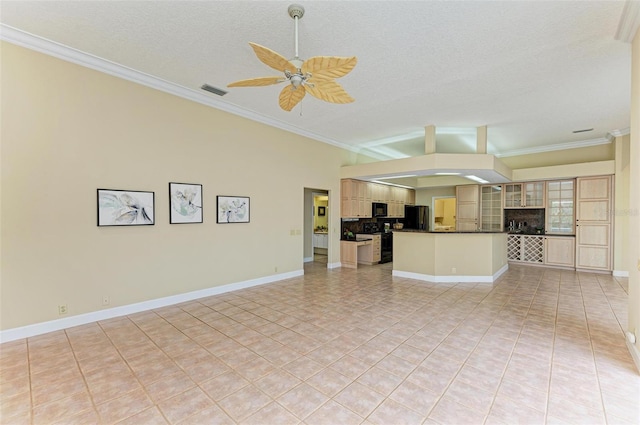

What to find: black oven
left=372, top=202, right=388, bottom=217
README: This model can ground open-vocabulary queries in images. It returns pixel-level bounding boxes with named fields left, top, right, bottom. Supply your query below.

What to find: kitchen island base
left=393, top=231, right=508, bottom=283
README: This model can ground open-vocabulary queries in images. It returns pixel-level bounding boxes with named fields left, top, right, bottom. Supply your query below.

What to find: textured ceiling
left=0, top=1, right=634, bottom=160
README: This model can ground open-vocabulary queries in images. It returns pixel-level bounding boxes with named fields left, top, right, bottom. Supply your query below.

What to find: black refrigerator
left=404, top=205, right=429, bottom=230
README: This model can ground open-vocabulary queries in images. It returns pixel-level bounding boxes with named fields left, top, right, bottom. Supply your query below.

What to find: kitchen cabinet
left=507, top=234, right=544, bottom=264
left=504, top=182, right=545, bottom=208
left=546, top=179, right=575, bottom=234
left=509, top=234, right=575, bottom=268
left=356, top=233, right=381, bottom=263
left=341, top=179, right=415, bottom=218
left=576, top=175, right=613, bottom=271
left=313, top=233, right=328, bottom=254
left=340, top=240, right=373, bottom=268
left=341, top=179, right=372, bottom=218
left=480, top=185, right=503, bottom=231
left=544, top=236, right=575, bottom=268
left=456, top=185, right=479, bottom=231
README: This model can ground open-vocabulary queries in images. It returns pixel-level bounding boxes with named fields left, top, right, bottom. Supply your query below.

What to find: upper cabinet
left=504, top=182, right=545, bottom=208
left=480, top=185, right=503, bottom=231
left=545, top=179, right=575, bottom=235
left=341, top=179, right=372, bottom=218
left=341, top=179, right=415, bottom=218
left=456, top=184, right=479, bottom=231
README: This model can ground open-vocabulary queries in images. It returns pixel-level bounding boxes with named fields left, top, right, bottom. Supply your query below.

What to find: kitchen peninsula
left=393, top=230, right=508, bottom=283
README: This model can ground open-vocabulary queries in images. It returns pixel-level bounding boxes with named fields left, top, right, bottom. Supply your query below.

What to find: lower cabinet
left=313, top=233, right=328, bottom=254
left=507, top=235, right=544, bottom=264
left=356, top=234, right=381, bottom=264
left=508, top=234, right=576, bottom=268
left=544, top=236, right=576, bottom=267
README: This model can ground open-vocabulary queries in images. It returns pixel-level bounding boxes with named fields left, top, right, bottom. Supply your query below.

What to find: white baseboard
left=304, top=256, right=314, bottom=263
left=0, top=269, right=304, bottom=343
left=613, top=270, right=629, bottom=277
left=627, top=338, right=640, bottom=374
left=392, top=265, right=507, bottom=284
left=327, top=262, right=341, bottom=269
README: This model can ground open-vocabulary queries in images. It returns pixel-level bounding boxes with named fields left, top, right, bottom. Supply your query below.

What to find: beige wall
left=628, top=28, right=640, bottom=361
left=0, top=43, right=355, bottom=330
left=500, top=143, right=615, bottom=169
left=614, top=135, right=631, bottom=273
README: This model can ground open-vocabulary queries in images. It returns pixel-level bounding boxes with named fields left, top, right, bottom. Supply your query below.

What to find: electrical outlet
left=102, top=296, right=110, bottom=306
left=58, top=305, right=68, bottom=315
left=452, top=267, right=457, bottom=274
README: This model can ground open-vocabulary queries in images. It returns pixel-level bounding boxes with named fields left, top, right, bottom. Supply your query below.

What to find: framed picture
left=318, top=206, right=326, bottom=216
left=97, top=189, right=154, bottom=226
left=169, top=182, right=203, bottom=224
left=217, top=196, right=250, bottom=223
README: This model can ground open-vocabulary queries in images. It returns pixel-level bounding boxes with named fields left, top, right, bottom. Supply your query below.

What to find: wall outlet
left=452, top=267, right=457, bottom=274
left=58, top=305, right=68, bottom=315
left=102, top=296, right=110, bottom=306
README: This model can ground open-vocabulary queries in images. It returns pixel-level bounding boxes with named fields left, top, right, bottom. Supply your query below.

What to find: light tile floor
left=1, top=262, right=639, bottom=424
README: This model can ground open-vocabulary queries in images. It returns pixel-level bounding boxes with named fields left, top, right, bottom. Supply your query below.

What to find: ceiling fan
left=227, top=4, right=357, bottom=111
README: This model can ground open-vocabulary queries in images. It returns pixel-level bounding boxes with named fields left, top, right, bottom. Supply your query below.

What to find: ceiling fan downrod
left=288, top=4, right=304, bottom=64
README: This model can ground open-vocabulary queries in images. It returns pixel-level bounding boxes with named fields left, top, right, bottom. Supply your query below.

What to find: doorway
left=304, top=188, right=330, bottom=265
left=432, top=196, right=456, bottom=231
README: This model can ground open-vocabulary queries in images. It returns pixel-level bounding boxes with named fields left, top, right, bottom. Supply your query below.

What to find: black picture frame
left=318, top=206, right=326, bottom=216
left=169, top=182, right=203, bottom=224
left=97, top=189, right=155, bottom=226
left=217, top=196, right=250, bottom=223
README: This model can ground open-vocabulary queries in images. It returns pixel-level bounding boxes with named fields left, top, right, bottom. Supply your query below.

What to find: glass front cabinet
left=504, top=182, right=545, bottom=208
left=480, top=185, right=503, bottom=231
left=545, top=179, right=575, bottom=234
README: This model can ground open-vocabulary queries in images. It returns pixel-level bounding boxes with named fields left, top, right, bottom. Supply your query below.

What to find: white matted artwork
left=97, top=189, right=155, bottom=226
left=217, top=196, right=250, bottom=223
left=169, top=182, right=203, bottom=224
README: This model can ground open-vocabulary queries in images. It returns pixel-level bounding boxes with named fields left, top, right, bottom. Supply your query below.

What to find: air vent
left=572, top=128, right=593, bottom=134
left=201, top=84, right=228, bottom=96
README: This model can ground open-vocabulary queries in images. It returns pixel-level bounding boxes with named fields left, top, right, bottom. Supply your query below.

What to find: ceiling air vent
left=201, top=84, right=228, bottom=96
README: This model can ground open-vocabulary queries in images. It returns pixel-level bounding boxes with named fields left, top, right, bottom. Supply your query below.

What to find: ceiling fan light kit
left=227, top=4, right=357, bottom=111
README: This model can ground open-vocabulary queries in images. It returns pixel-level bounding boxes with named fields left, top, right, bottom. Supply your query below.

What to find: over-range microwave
left=372, top=202, right=388, bottom=217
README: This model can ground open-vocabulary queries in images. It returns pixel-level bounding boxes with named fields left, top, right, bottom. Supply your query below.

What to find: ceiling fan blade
left=305, top=80, right=355, bottom=104
left=302, top=56, right=357, bottom=81
left=279, top=85, right=306, bottom=111
left=227, top=76, right=285, bottom=87
left=249, top=42, right=297, bottom=73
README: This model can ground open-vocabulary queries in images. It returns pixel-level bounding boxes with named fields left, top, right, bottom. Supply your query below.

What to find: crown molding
left=616, top=0, right=640, bottom=43
left=0, top=24, right=358, bottom=154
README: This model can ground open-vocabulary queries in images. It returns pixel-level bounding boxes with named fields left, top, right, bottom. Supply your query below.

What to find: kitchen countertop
left=394, top=229, right=507, bottom=234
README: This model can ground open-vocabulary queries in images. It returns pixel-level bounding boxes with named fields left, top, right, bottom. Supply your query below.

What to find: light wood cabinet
left=341, top=179, right=372, bottom=218
left=504, top=182, right=545, bottom=208
left=341, top=179, right=415, bottom=218
left=456, top=185, right=479, bottom=231
left=507, top=234, right=544, bottom=264
left=340, top=240, right=373, bottom=268
left=576, top=175, right=613, bottom=271
left=544, top=236, right=575, bottom=268
left=546, top=179, right=575, bottom=234
left=356, top=234, right=381, bottom=263
left=480, top=185, right=503, bottom=231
